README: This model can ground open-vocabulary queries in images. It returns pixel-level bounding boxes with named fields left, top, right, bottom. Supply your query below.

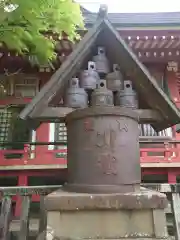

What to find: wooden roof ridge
left=19, top=5, right=180, bottom=131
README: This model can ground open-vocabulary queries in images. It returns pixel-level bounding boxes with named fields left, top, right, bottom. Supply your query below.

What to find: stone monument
left=45, top=107, right=168, bottom=240
left=19, top=5, right=180, bottom=240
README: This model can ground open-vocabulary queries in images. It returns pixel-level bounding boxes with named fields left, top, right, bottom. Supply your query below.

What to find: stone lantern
left=20, top=5, right=180, bottom=240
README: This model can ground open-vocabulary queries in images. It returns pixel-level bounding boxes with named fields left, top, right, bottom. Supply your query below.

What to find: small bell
left=64, top=77, right=88, bottom=108
left=92, top=47, right=110, bottom=75
left=106, top=64, right=123, bottom=91
left=80, top=61, right=100, bottom=90
left=91, top=80, right=113, bottom=107
left=115, top=80, right=138, bottom=109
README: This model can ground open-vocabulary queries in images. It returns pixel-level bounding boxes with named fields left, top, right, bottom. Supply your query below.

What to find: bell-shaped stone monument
left=19, top=4, right=180, bottom=240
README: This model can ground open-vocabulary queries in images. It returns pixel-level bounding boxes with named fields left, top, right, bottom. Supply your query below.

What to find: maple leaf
left=0, top=0, right=84, bottom=64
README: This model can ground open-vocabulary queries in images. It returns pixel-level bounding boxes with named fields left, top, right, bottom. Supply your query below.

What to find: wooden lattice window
left=14, top=76, right=39, bottom=97
left=0, top=108, right=12, bottom=143
left=0, top=75, right=11, bottom=97
left=0, top=107, right=31, bottom=158
left=54, top=123, right=67, bottom=158
left=55, top=123, right=67, bottom=142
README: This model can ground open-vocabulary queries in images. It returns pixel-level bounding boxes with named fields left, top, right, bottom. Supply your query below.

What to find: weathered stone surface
left=45, top=187, right=168, bottom=211
left=45, top=189, right=168, bottom=240
left=47, top=209, right=155, bottom=239
left=152, top=209, right=168, bottom=238
left=66, top=107, right=140, bottom=194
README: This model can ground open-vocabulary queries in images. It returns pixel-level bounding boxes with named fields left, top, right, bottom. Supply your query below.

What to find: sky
left=76, top=0, right=180, bottom=13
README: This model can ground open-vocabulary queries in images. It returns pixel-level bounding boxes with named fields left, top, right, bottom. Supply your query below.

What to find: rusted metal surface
left=65, top=106, right=141, bottom=193
left=116, top=80, right=139, bottom=108
left=64, top=77, right=88, bottom=108
left=80, top=61, right=100, bottom=90
left=91, top=80, right=114, bottom=107
left=92, top=47, right=110, bottom=74
left=106, top=64, right=123, bottom=91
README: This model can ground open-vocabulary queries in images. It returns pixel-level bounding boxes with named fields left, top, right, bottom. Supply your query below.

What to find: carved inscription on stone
left=97, top=153, right=117, bottom=175
left=84, top=118, right=94, bottom=131
left=96, top=129, right=116, bottom=149
left=116, top=120, right=128, bottom=132
left=83, top=119, right=129, bottom=175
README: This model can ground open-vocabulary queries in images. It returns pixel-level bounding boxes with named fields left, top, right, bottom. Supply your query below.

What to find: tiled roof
left=84, top=12, right=180, bottom=26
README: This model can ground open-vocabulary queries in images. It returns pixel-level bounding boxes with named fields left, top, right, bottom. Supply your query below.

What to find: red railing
left=0, top=142, right=67, bottom=166
left=0, top=140, right=180, bottom=166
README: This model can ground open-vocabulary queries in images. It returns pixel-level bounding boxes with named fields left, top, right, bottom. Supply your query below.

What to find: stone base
left=45, top=188, right=168, bottom=240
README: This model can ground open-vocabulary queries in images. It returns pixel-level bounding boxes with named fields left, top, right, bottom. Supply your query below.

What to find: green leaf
left=0, top=0, right=84, bottom=64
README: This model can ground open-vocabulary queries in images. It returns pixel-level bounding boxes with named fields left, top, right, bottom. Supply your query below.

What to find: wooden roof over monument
left=19, top=5, right=180, bottom=131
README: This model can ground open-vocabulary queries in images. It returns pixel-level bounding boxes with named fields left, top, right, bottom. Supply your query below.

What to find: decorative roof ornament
left=97, top=4, right=108, bottom=19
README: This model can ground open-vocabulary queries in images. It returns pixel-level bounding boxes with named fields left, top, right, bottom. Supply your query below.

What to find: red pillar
left=35, top=73, right=51, bottom=163
left=15, top=174, right=28, bottom=217
left=35, top=123, right=49, bottom=163
left=168, top=171, right=177, bottom=183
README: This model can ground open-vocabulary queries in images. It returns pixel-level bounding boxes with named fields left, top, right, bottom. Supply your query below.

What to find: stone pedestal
left=45, top=188, right=168, bottom=240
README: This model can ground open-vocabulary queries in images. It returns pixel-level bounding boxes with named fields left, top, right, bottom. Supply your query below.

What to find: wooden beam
left=136, top=109, right=163, bottom=123
left=31, top=107, right=162, bottom=123
left=32, top=107, right=74, bottom=122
